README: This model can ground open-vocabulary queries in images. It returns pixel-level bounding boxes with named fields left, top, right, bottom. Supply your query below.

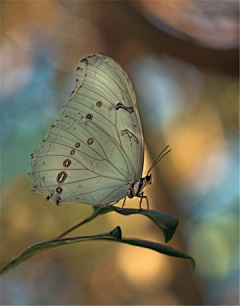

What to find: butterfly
left=30, top=53, right=170, bottom=208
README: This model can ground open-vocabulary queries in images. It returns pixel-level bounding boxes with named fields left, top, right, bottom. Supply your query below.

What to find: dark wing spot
left=86, top=113, right=93, bottom=120
left=57, top=171, right=67, bottom=183
left=63, top=159, right=71, bottom=167
left=56, top=187, right=63, bottom=194
left=87, top=138, right=94, bottom=145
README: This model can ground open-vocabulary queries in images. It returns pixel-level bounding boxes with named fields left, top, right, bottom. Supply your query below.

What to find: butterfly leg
left=121, top=197, right=127, bottom=208
left=109, top=200, right=119, bottom=207
left=138, top=192, right=149, bottom=210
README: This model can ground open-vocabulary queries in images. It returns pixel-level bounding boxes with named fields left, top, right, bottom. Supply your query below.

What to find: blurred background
left=1, top=1, right=239, bottom=305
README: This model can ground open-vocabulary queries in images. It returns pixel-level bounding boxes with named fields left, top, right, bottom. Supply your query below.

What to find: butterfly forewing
left=30, top=53, right=144, bottom=205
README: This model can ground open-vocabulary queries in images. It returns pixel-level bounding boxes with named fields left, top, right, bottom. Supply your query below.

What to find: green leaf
left=121, top=238, right=195, bottom=270
left=59, top=205, right=179, bottom=243
left=1, top=224, right=195, bottom=276
left=109, top=206, right=179, bottom=243
left=0, top=226, right=122, bottom=276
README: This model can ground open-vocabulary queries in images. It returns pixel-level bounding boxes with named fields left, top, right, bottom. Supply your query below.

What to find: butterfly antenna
left=147, top=145, right=171, bottom=175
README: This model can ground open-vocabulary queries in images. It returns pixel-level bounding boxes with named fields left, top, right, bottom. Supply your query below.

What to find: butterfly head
left=127, top=146, right=171, bottom=201
left=144, top=174, right=152, bottom=185
left=128, top=174, right=152, bottom=199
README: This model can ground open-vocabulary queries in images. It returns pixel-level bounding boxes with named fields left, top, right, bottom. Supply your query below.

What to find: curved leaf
left=110, top=206, right=179, bottom=243
left=121, top=238, right=195, bottom=270
left=59, top=205, right=179, bottom=243
left=0, top=226, right=121, bottom=276
left=1, top=225, right=195, bottom=276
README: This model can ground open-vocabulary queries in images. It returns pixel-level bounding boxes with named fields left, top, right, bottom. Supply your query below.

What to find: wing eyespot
left=87, top=138, right=94, bottom=145
left=63, top=159, right=71, bottom=167
left=86, top=113, right=93, bottom=120
left=56, top=187, right=63, bottom=194
left=96, top=101, right=102, bottom=108
left=57, top=171, right=67, bottom=183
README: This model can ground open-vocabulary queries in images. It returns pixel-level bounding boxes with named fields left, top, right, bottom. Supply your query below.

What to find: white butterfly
left=30, top=53, right=169, bottom=208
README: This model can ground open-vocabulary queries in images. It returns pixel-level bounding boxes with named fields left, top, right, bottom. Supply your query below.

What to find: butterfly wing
left=30, top=53, right=144, bottom=205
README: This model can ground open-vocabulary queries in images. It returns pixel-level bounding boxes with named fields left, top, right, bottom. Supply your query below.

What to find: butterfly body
left=30, top=53, right=148, bottom=206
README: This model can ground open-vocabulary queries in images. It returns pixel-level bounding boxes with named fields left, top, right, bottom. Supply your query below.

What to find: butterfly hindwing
left=30, top=54, right=144, bottom=205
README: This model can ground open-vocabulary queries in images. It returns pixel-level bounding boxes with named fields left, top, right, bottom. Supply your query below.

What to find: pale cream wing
left=30, top=54, right=144, bottom=205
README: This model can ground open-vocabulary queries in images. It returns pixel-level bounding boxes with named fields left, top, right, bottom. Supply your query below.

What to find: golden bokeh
left=1, top=1, right=238, bottom=305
